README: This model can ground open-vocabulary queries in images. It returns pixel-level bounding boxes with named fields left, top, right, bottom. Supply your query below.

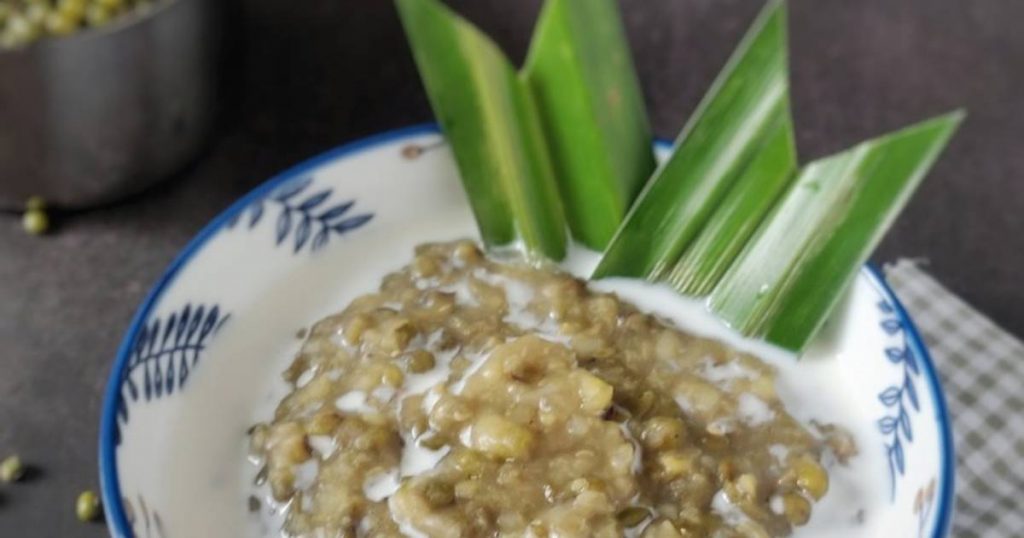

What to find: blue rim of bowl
left=99, top=124, right=955, bottom=537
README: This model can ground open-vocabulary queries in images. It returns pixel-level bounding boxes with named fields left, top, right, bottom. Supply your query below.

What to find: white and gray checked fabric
left=885, top=260, right=1024, bottom=538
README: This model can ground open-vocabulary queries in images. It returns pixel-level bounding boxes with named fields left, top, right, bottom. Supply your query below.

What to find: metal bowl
left=0, top=0, right=220, bottom=210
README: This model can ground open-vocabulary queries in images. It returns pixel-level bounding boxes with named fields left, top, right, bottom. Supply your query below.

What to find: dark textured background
left=1, top=0, right=1021, bottom=535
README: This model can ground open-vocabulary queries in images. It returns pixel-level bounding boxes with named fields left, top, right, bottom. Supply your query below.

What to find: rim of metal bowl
left=0, top=0, right=184, bottom=57
left=98, top=123, right=955, bottom=538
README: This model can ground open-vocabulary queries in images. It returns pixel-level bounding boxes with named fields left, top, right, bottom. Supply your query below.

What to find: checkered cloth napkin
left=884, top=260, right=1024, bottom=538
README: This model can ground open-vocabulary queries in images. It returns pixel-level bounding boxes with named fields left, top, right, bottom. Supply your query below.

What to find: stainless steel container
left=0, top=0, right=220, bottom=210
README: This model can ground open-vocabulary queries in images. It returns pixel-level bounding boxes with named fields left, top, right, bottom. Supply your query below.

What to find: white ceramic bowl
left=99, top=125, right=954, bottom=538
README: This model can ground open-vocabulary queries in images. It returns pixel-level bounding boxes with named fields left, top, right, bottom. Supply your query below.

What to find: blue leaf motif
left=200, top=306, right=223, bottom=339
left=899, top=409, right=913, bottom=441
left=334, top=214, right=373, bottom=234
left=147, top=319, right=161, bottom=355
left=879, top=386, right=902, bottom=406
left=225, top=175, right=373, bottom=254
left=904, top=376, right=920, bottom=411
left=187, top=305, right=205, bottom=340
left=152, top=359, right=163, bottom=398
left=876, top=297, right=924, bottom=502
left=276, top=209, right=293, bottom=246
left=294, top=215, right=312, bottom=253
left=299, top=190, right=332, bottom=211
left=274, top=176, right=313, bottom=202
left=117, top=303, right=230, bottom=446
left=885, top=347, right=905, bottom=364
left=162, top=312, right=177, bottom=346
left=117, top=397, right=128, bottom=425
left=311, top=228, right=330, bottom=252
left=319, top=201, right=355, bottom=221
left=904, top=347, right=920, bottom=375
left=881, top=319, right=902, bottom=335
left=166, top=357, right=176, bottom=395
left=892, top=439, right=905, bottom=474
left=179, top=355, right=190, bottom=386
left=248, top=203, right=264, bottom=228
left=125, top=375, right=138, bottom=402
left=176, top=304, right=194, bottom=345
left=133, top=324, right=150, bottom=360
left=143, top=362, right=153, bottom=400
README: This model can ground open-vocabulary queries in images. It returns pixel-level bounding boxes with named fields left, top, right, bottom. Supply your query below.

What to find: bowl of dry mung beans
left=0, top=0, right=221, bottom=209
left=1, top=0, right=161, bottom=49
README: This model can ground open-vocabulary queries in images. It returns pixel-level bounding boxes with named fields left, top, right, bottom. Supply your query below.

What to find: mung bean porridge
left=247, top=240, right=876, bottom=538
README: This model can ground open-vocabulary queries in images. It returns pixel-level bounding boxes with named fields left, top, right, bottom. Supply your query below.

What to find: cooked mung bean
left=250, top=240, right=852, bottom=537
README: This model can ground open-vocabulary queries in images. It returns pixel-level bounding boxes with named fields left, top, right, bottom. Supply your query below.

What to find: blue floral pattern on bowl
left=115, top=303, right=229, bottom=445
left=876, top=298, right=925, bottom=500
left=225, top=175, right=373, bottom=253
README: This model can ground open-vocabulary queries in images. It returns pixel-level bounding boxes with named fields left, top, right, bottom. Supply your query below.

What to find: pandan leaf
left=397, top=0, right=567, bottom=260
left=593, top=0, right=794, bottom=281
left=666, top=115, right=797, bottom=295
left=523, top=0, right=655, bottom=249
left=710, top=111, right=964, bottom=351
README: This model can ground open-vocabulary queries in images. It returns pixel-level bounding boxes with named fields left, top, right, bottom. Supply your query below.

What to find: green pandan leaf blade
left=666, top=115, right=797, bottom=295
left=523, top=0, right=655, bottom=249
left=593, top=0, right=791, bottom=280
left=710, top=111, right=965, bottom=351
left=397, top=0, right=567, bottom=260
